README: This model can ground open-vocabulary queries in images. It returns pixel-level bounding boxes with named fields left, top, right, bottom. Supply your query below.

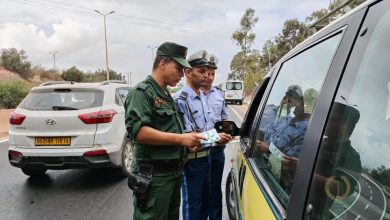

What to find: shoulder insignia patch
left=179, top=91, right=188, bottom=100
left=215, top=86, right=223, bottom=91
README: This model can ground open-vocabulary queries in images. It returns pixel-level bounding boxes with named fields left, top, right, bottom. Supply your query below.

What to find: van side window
left=306, top=5, right=390, bottom=219
left=252, top=32, right=343, bottom=207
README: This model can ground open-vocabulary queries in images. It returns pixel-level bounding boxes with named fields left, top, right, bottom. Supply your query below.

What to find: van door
left=305, top=1, right=390, bottom=219
left=238, top=28, right=348, bottom=219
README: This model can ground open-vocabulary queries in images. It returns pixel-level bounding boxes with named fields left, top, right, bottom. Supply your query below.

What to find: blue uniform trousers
left=208, top=146, right=225, bottom=220
left=182, top=156, right=210, bottom=220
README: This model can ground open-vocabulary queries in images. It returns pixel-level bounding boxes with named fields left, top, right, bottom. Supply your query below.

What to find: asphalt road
left=0, top=104, right=246, bottom=220
left=333, top=168, right=387, bottom=220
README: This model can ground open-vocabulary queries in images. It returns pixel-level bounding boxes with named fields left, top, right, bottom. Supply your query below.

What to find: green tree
left=232, top=8, right=259, bottom=54
left=61, top=66, right=84, bottom=82
left=230, top=8, right=262, bottom=94
left=83, top=69, right=124, bottom=82
left=0, top=48, right=31, bottom=78
left=259, top=19, right=308, bottom=70
left=0, top=80, right=29, bottom=109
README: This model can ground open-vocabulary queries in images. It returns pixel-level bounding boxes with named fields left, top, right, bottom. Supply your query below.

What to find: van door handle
left=305, top=204, right=315, bottom=219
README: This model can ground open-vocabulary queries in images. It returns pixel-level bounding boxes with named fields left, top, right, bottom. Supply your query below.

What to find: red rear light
left=9, top=150, right=23, bottom=160
left=83, top=149, right=107, bottom=156
left=78, top=109, right=117, bottom=124
left=9, top=112, right=26, bottom=125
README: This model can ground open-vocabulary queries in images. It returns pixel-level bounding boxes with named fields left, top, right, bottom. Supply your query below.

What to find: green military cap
left=156, top=42, right=192, bottom=68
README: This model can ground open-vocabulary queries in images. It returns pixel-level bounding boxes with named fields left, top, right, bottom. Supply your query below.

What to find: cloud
left=0, top=0, right=330, bottom=84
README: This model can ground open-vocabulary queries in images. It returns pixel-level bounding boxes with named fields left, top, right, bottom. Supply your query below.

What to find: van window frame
left=304, top=1, right=390, bottom=219
left=238, top=7, right=367, bottom=217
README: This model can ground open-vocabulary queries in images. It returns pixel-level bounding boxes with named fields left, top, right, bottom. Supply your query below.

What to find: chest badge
left=154, top=97, right=167, bottom=108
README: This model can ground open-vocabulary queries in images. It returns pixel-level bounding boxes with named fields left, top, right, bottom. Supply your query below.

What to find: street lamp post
left=95, top=10, right=115, bottom=81
left=147, top=45, right=158, bottom=63
left=268, top=50, right=271, bottom=70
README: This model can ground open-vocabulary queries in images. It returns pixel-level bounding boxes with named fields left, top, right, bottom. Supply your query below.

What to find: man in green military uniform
left=125, top=42, right=205, bottom=220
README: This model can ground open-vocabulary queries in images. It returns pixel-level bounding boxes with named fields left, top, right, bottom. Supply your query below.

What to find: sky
left=0, top=0, right=330, bottom=86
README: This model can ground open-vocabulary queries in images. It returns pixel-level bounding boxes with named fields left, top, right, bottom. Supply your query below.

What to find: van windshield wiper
left=52, top=106, right=78, bottom=110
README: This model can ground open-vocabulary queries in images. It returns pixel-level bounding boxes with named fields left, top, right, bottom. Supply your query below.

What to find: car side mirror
left=214, top=121, right=240, bottom=136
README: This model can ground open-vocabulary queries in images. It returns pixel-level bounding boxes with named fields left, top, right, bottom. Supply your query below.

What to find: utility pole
left=147, top=45, right=158, bottom=63
left=268, top=50, right=271, bottom=70
left=127, top=72, right=132, bottom=86
left=49, top=51, right=59, bottom=69
left=95, top=10, right=115, bottom=81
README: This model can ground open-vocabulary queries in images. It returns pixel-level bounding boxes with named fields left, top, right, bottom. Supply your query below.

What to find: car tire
left=21, top=168, right=47, bottom=177
left=226, top=171, right=237, bottom=220
left=119, top=138, right=132, bottom=177
left=238, top=100, right=243, bottom=105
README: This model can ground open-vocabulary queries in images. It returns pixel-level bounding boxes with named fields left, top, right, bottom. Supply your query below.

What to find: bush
left=0, top=80, right=29, bottom=109
left=41, top=69, right=62, bottom=81
left=0, top=48, right=32, bottom=78
left=61, top=66, right=84, bottom=82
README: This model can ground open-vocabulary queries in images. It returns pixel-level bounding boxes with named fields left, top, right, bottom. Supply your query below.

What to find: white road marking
left=355, top=215, right=361, bottom=220
left=365, top=204, right=370, bottom=209
left=370, top=195, right=372, bottom=201
left=0, top=138, right=9, bottom=143
left=362, top=173, right=387, bottom=220
left=370, top=190, right=373, bottom=194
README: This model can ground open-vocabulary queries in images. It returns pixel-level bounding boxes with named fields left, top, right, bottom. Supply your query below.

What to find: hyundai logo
left=45, top=119, right=56, bottom=125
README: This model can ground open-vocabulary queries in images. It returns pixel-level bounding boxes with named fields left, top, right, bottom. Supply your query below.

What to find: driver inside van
left=256, top=85, right=309, bottom=157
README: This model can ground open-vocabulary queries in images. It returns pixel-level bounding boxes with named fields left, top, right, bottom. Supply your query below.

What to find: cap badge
left=202, top=51, right=207, bottom=59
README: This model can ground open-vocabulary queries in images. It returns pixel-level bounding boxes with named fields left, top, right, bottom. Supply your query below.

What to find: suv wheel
left=21, top=168, right=47, bottom=177
left=120, top=139, right=132, bottom=177
left=226, top=171, right=237, bottom=220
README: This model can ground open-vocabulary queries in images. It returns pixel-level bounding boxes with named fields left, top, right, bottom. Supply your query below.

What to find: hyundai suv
left=8, top=81, right=132, bottom=177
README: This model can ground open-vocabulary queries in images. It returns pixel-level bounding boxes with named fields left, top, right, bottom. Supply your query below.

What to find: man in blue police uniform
left=257, top=85, right=308, bottom=157
left=175, top=50, right=231, bottom=220
left=201, top=53, right=232, bottom=220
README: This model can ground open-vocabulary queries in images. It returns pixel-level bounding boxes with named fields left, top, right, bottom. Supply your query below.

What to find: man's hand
left=217, top=132, right=233, bottom=144
left=255, top=140, right=269, bottom=153
left=283, top=155, right=299, bottom=171
left=179, top=133, right=207, bottom=151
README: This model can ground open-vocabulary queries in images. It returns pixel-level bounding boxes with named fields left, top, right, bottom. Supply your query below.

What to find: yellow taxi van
left=219, top=0, right=390, bottom=219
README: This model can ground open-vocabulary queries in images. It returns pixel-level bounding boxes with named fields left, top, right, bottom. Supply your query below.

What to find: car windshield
left=226, top=82, right=242, bottom=90
left=19, top=90, right=103, bottom=111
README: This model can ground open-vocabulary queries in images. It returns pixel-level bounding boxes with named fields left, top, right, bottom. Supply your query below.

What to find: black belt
left=137, top=160, right=185, bottom=173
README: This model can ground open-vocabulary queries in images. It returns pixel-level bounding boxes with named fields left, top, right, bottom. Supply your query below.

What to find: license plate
left=35, top=137, right=71, bottom=146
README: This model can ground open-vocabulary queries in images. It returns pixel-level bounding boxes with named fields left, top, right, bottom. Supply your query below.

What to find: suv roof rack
left=39, top=81, right=76, bottom=86
left=100, top=80, right=127, bottom=85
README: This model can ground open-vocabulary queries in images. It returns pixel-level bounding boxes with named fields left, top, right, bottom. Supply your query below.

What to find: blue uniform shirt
left=175, top=84, right=214, bottom=133
left=203, top=86, right=228, bottom=125
left=265, top=116, right=308, bottom=157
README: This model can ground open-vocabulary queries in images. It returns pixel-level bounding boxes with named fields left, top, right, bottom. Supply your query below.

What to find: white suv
left=8, top=80, right=132, bottom=177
